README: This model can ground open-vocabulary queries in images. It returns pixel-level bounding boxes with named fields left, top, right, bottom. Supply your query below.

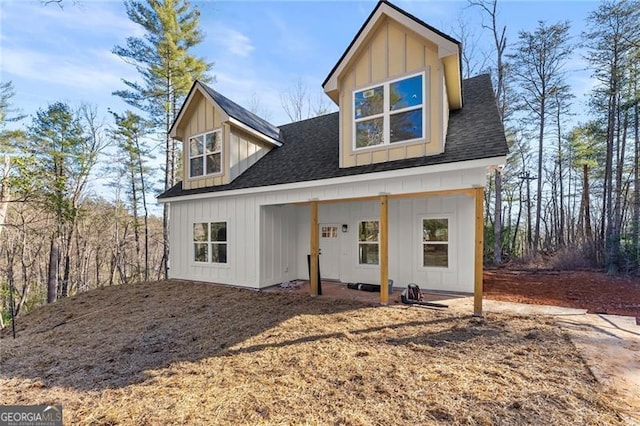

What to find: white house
left=157, top=0, right=508, bottom=315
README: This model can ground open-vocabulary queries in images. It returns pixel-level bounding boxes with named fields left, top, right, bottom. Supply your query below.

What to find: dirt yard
left=484, top=269, right=640, bottom=317
left=0, top=280, right=627, bottom=425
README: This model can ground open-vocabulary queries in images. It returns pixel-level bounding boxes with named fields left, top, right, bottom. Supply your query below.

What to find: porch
left=265, top=279, right=469, bottom=305
left=259, top=187, right=485, bottom=315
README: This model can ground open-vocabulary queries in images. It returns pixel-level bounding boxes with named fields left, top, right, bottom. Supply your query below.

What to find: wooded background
left=1, top=0, right=639, bottom=326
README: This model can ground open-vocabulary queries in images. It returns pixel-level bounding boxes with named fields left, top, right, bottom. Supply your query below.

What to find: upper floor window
left=189, top=129, right=222, bottom=178
left=353, top=73, right=425, bottom=149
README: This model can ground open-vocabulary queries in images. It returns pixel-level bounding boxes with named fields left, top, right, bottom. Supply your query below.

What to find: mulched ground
left=484, top=269, right=640, bottom=317
left=0, top=280, right=627, bottom=425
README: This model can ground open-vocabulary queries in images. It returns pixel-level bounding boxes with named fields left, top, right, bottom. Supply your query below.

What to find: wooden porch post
left=310, top=200, right=319, bottom=297
left=474, top=187, right=484, bottom=316
left=380, top=195, right=389, bottom=305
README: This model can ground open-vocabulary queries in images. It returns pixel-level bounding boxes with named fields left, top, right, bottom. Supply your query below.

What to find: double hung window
left=358, top=220, right=379, bottom=265
left=189, top=129, right=222, bottom=178
left=422, top=218, right=448, bottom=268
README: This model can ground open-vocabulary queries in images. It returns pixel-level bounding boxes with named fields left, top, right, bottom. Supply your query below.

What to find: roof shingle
left=158, top=74, right=507, bottom=200
left=200, top=83, right=281, bottom=142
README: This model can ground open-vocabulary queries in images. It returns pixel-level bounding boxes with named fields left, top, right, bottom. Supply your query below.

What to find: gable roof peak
left=198, top=82, right=281, bottom=143
left=322, top=0, right=461, bottom=106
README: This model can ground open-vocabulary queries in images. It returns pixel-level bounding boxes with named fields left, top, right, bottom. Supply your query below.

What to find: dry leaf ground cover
left=0, top=281, right=626, bottom=425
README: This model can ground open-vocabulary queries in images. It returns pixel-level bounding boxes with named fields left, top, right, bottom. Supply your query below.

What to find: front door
left=319, top=224, right=340, bottom=280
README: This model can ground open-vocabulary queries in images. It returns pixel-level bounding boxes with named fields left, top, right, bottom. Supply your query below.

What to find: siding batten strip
left=380, top=195, right=389, bottom=305
left=474, top=187, right=484, bottom=316
left=310, top=201, right=319, bottom=297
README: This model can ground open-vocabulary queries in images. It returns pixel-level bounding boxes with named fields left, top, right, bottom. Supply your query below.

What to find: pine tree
left=508, top=21, right=572, bottom=254
left=113, top=0, right=212, bottom=278
left=110, top=111, right=154, bottom=282
left=25, top=102, right=102, bottom=301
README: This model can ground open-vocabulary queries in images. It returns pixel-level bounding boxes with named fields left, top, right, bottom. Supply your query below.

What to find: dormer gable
left=323, top=1, right=462, bottom=109
left=170, top=82, right=280, bottom=190
left=322, top=0, right=462, bottom=169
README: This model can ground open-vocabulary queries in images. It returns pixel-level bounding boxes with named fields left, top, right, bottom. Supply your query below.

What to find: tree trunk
left=0, top=155, right=11, bottom=240
left=634, top=79, right=639, bottom=274
left=534, top=100, right=545, bottom=253
left=47, top=237, right=59, bottom=303
left=583, top=164, right=592, bottom=241
left=493, top=168, right=502, bottom=264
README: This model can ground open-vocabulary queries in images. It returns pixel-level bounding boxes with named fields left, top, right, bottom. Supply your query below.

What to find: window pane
left=193, top=223, right=208, bottom=242
left=355, top=117, right=384, bottom=148
left=390, top=75, right=423, bottom=111
left=190, top=157, right=203, bottom=177
left=206, top=132, right=221, bottom=153
left=206, top=153, right=221, bottom=174
left=212, top=243, right=227, bottom=263
left=194, top=243, right=208, bottom=262
left=390, top=108, right=423, bottom=143
left=189, top=135, right=203, bottom=157
left=358, top=221, right=379, bottom=242
left=354, top=85, right=384, bottom=119
left=359, top=243, right=379, bottom=265
left=211, top=222, right=227, bottom=242
left=423, top=219, right=448, bottom=242
left=423, top=244, right=448, bottom=267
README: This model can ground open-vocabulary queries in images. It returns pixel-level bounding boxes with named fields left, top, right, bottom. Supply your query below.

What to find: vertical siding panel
left=371, top=23, right=387, bottom=81
left=388, top=22, right=405, bottom=77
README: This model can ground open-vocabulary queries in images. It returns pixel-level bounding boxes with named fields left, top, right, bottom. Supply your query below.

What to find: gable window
left=189, top=129, right=222, bottom=178
left=193, top=221, right=227, bottom=264
left=358, top=220, right=379, bottom=265
left=354, top=73, right=424, bottom=149
left=422, top=218, right=448, bottom=268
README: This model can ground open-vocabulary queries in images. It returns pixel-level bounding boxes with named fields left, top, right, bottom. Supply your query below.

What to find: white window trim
left=357, top=219, right=380, bottom=267
left=188, top=128, right=223, bottom=179
left=192, top=220, right=229, bottom=267
left=352, top=71, right=427, bottom=151
left=419, top=214, right=453, bottom=271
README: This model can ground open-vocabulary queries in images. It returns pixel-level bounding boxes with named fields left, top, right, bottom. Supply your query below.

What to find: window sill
left=352, top=137, right=428, bottom=153
left=187, top=172, right=224, bottom=181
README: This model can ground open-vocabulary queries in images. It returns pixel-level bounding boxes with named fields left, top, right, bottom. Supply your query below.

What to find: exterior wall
left=167, top=165, right=487, bottom=291
left=180, top=92, right=229, bottom=189
left=339, top=18, right=447, bottom=168
left=168, top=195, right=260, bottom=287
left=229, top=128, right=270, bottom=181
left=294, top=195, right=474, bottom=293
left=260, top=204, right=299, bottom=287
left=178, top=92, right=273, bottom=190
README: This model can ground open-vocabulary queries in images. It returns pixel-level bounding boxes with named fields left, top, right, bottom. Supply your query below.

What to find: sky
left=0, top=0, right=600, bottom=203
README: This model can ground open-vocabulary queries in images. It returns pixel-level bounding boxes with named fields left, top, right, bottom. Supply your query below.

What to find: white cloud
left=2, top=47, right=131, bottom=93
left=210, top=26, right=254, bottom=58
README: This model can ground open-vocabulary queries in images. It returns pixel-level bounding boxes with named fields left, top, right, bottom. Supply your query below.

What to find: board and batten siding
left=178, top=92, right=273, bottom=190
left=167, top=166, right=487, bottom=290
left=229, top=128, right=270, bottom=181
left=339, top=18, right=447, bottom=168
left=180, top=92, right=229, bottom=189
left=294, top=195, right=473, bottom=293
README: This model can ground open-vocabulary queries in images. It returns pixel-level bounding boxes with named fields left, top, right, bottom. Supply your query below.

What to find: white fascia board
left=324, top=4, right=459, bottom=92
left=228, top=117, right=282, bottom=147
left=171, top=83, right=231, bottom=139
left=157, top=156, right=506, bottom=203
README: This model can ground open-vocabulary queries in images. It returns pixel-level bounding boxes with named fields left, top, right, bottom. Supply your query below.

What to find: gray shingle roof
left=200, top=83, right=281, bottom=142
left=158, top=74, right=507, bottom=200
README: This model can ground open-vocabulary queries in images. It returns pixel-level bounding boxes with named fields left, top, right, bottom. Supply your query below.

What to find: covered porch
left=260, top=187, right=485, bottom=316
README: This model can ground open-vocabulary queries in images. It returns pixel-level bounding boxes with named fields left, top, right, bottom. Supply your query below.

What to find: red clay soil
left=484, top=269, right=640, bottom=317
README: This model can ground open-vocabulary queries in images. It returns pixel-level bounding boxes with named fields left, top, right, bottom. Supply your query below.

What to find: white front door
left=319, top=224, right=341, bottom=280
